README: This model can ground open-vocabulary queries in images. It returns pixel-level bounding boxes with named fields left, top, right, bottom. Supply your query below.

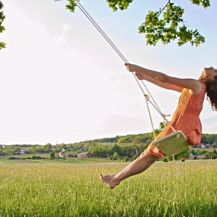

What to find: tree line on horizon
left=1, top=132, right=217, bottom=161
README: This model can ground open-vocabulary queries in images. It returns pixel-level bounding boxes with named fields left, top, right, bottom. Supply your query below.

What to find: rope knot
left=144, top=94, right=150, bottom=100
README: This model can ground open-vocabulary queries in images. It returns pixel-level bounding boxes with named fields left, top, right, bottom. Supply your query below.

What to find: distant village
left=0, top=141, right=216, bottom=161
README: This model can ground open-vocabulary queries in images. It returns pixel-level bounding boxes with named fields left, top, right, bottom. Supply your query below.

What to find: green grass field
left=0, top=159, right=217, bottom=217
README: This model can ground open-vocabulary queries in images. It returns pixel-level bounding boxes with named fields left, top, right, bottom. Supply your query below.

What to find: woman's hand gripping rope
left=125, top=63, right=144, bottom=80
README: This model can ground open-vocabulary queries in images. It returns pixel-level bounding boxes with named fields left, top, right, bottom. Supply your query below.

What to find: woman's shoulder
left=198, top=80, right=207, bottom=91
left=187, top=80, right=206, bottom=95
left=191, top=80, right=206, bottom=96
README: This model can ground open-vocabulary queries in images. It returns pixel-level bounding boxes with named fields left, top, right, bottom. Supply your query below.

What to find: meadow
left=0, top=159, right=217, bottom=217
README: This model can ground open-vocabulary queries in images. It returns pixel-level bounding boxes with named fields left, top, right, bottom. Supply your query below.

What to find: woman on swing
left=100, top=64, right=217, bottom=189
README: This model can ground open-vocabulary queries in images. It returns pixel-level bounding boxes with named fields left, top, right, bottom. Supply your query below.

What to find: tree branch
left=157, top=0, right=171, bottom=17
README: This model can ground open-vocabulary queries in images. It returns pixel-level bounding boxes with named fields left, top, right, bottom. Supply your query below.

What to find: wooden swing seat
left=152, top=130, right=191, bottom=156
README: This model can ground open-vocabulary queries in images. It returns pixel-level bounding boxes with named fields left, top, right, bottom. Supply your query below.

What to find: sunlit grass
left=0, top=160, right=217, bottom=217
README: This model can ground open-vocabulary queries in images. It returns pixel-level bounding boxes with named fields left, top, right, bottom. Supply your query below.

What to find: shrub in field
left=50, top=152, right=55, bottom=159
left=32, top=155, right=42, bottom=159
left=112, top=152, right=120, bottom=160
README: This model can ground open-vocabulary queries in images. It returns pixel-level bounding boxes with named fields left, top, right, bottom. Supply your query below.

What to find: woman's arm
left=141, top=74, right=183, bottom=92
left=125, top=63, right=201, bottom=94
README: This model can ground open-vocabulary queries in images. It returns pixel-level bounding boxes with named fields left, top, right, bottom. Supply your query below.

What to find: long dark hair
left=206, top=76, right=217, bottom=110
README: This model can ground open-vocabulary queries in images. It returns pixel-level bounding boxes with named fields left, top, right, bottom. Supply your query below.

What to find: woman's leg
left=100, top=127, right=172, bottom=189
left=100, top=148, right=161, bottom=189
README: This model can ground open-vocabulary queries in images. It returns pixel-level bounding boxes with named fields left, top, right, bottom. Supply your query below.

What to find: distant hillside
left=75, top=132, right=217, bottom=146
left=75, top=132, right=154, bottom=145
left=1, top=132, right=217, bottom=161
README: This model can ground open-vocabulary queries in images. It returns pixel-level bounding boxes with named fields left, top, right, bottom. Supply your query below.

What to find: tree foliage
left=0, top=0, right=212, bottom=49
left=65, top=0, right=210, bottom=46
left=0, top=0, right=5, bottom=49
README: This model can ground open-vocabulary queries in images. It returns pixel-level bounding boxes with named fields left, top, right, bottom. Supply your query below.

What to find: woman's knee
left=142, top=144, right=165, bottom=159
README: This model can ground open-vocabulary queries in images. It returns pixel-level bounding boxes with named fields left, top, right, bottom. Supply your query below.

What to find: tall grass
left=0, top=160, right=217, bottom=217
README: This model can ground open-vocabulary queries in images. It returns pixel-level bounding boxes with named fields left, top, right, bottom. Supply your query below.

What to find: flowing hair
left=205, top=76, right=217, bottom=110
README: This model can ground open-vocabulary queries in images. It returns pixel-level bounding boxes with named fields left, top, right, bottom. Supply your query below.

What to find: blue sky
left=0, top=0, right=216, bottom=144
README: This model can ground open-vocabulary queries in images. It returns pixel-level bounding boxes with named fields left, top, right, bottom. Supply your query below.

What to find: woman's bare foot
left=100, top=174, right=120, bottom=189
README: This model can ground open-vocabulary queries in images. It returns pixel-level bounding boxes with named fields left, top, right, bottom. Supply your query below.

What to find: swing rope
left=74, top=0, right=170, bottom=137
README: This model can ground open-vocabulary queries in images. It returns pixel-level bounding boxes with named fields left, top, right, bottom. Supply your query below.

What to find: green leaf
left=0, top=0, right=5, bottom=49
left=107, top=0, right=133, bottom=11
left=66, top=0, right=77, bottom=13
left=191, top=0, right=210, bottom=8
left=0, top=41, right=6, bottom=49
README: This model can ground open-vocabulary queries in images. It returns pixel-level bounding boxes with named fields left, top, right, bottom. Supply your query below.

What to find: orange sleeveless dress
left=147, top=81, right=206, bottom=158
